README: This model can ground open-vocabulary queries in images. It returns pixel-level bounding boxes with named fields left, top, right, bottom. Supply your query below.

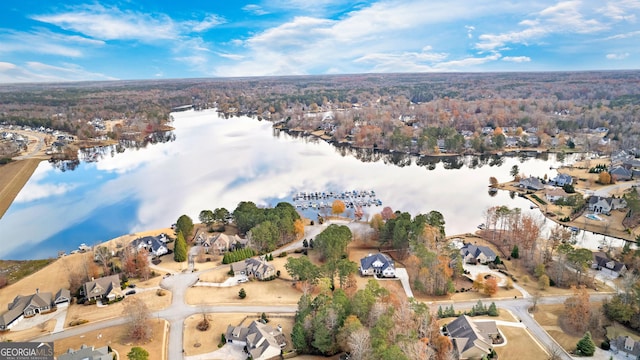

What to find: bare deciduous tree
left=123, top=297, right=152, bottom=342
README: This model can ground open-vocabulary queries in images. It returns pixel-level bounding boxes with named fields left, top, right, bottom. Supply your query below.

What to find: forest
left=2, top=71, right=640, bottom=158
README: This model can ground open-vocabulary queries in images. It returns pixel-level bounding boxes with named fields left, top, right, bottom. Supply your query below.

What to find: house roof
left=360, top=253, right=394, bottom=271
left=58, top=344, right=112, bottom=360
left=131, top=235, right=166, bottom=254
left=245, top=258, right=275, bottom=277
left=55, top=288, right=71, bottom=303
left=589, top=196, right=613, bottom=206
left=519, top=177, right=544, bottom=190
left=83, top=274, right=121, bottom=299
left=612, top=336, right=640, bottom=356
left=0, top=289, right=62, bottom=328
left=460, top=244, right=496, bottom=260
left=593, top=252, right=626, bottom=272
left=545, top=188, right=569, bottom=198
left=447, top=315, right=494, bottom=357
left=227, top=320, right=286, bottom=360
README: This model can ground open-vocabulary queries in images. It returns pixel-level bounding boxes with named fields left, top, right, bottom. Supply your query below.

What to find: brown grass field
left=495, top=326, right=549, bottom=359
left=0, top=158, right=42, bottom=219
left=534, top=303, right=605, bottom=353
left=53, top=319, right=167, bottom=360
left=183, top=313, right=295, bottom=357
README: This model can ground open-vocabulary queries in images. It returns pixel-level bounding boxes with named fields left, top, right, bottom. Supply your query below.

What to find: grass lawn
left=183, top=313, right=296, bottom=357
left=186, top=277, right=302, bottom=306
left=65, top=290, right=172, bottom=329
left=495, top=326, right=548, bottom=360
left=54, top=319, right=167, bottom=360
left=533, top=303, right=606, bottom=353
left=184, top=313, right=246, bottom=356
left=606, top=323, right=640, bottom=341
left=0, top=158, right=42, bottom=218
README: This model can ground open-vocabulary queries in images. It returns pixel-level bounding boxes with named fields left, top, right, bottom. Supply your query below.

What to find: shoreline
left=0, top=158, right=43, bottom=219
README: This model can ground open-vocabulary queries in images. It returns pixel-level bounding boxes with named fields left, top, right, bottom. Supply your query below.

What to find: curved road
left=33, top=221, right=613, bottom=360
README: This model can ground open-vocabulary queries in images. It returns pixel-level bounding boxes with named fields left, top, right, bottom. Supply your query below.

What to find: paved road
left=13, top=131, right=47, bottom=160
left=31, top=221, right=613, bottom=360
left=431, top=293, right=614, bottom=360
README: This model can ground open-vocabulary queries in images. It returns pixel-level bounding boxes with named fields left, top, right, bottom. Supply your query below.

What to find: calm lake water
left=0, top=109, right=622, bottom=259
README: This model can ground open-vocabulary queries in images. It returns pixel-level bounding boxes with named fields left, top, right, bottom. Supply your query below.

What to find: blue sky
left=0, top=0, right=639, bottom=83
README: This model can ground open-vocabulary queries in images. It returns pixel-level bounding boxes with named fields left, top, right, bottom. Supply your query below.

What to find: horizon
left=1, top=0, right=639, bottom=84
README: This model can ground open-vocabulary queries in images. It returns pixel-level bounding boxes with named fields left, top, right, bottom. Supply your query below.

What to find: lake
left=0, top=109, right=621, bottom=259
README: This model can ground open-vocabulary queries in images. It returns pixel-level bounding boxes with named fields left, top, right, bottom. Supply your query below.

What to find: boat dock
left=292, top=190, right=381, bottom=210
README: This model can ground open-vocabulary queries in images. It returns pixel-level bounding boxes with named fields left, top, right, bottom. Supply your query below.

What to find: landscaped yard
left=494, top=326, right=549, bottom=359
left=186, top=277, right=301, bottom=306
left=54, top=319, right=167, bottom=360
left=183, top=313, right=295, bottom=357
left=533, top=303, right=606, bottom=353
left=64, top=290, right=172, bottom=328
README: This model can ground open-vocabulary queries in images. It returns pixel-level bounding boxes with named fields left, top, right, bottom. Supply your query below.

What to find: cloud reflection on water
left=0, top=109, right=619, bottom=259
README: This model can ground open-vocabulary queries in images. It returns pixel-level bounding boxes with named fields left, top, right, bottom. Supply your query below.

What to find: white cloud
left=189, top=14, right=225, bottom=32
left=0, top=61, right=116, bottom=83
left=503, top=56, right=531, bottom=62
left=216, top=1, right=524, bottom=76
left=476, top=0, right=608, bottom=52
left=599, top=0, right=640, bottom=21
left=606, top=52, right=630, bottom=59
left=604, top=30, right=640, bottom=40
left=0, top=29, right=103, bottom=57
left=32, top=4, right=178, bottom=42
left=243, top=4, right=270, bottom=16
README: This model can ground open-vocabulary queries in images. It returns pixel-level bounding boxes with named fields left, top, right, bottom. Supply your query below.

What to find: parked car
left=128, top=284, right=136, bottom=288
left=126, top=290, right=136, bottom=295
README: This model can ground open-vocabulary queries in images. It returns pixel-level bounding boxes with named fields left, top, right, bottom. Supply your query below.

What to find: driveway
left=185, top=343, right=245, bottom=360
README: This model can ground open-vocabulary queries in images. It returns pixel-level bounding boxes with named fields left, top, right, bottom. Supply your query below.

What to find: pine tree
left=174, top=231, right=188, bottom=262
left=576, top=331, right=595, bottom=356
left=488, top=302, right=498, bottom=316
left=239, top=288, right=246, bottom=299
left=438, top=306, right=444, bottom=318
left=511, top=245, right=520, bottom=259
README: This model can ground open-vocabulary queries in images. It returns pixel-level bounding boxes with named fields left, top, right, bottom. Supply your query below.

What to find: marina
left=292, top=190, right=382, bottom=210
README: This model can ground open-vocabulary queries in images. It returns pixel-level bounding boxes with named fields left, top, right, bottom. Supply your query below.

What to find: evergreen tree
left=239, top=288, right=246, bottom=299
left=576, top=331, right=595, bottom=356
left=511, top=245, right=520, bottom=259
left=174, top=231, right=188, bottom=262
left=488, top=302, right=498, bottom=316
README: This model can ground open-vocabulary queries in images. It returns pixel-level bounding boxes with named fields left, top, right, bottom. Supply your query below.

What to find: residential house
left=610, top=166, right=633, bottom=181
left=359, top=253, right=396, bottom=278
left=58, top=344, right=114, bottom=360
left=0, top=288, right=67, bottom=330
left=130, top=235, right=169, bottom=257
left=446, top=315, right=499, bottom=360
left=545, top=188, right=570, bottom=203
left=588, top=196, right=626, bottom=215
left=230, top=258, right=276, bottom=280
left=610, top=336, right=640, bottom=359
left=592, top=252, right=627, bottom=278
left=518, top=177, right=545, bottom=191
left=552, top=173, right=573, bottom=187
left=197, top=232, right=247, bottom=254
left=460, top=244, right=496, bottom=264
left=54, top=288, right=71, bottom=307
left=226, top=320, right=287, bottom=360
left=82, top=274, right=123, bottom=302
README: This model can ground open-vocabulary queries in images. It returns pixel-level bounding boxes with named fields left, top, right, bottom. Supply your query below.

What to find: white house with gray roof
left=446, top=315, right=499, bottom=360
left=226, top=320, right=286, bottom=360
left=460, top=244, right=496, bottom=264
left=58, top=344, right=113, bottom=360
left=359, top=253, right=396, bottom=278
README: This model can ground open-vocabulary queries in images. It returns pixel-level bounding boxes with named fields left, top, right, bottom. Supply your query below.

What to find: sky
left=0, top=0, right=639, bottom=83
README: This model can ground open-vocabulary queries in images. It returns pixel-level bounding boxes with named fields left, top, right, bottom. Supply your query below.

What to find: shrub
left=278, top=252, right=287, bottom=258
left=239, top=288, right=246, bottom=299
left=156, top=289, right=166, bottom=296
left=69, top=319, right=89, bottom=326
left=601, top=340, right=610, bottom=350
